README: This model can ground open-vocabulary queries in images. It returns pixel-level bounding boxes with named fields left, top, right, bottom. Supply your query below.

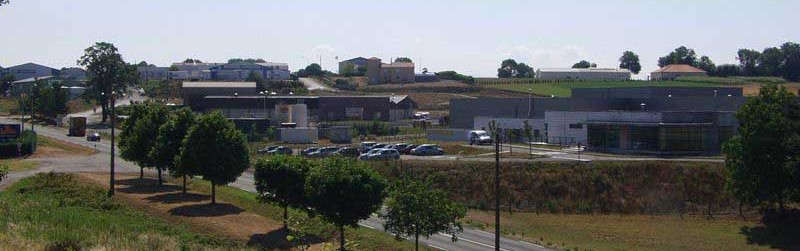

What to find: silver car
left=363, top=149, right=400, bottom=161
left=410, top=144, right=444, bottom=156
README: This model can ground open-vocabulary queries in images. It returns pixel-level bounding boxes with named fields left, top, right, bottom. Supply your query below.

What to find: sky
left=1, top=0, right=798, bottom=78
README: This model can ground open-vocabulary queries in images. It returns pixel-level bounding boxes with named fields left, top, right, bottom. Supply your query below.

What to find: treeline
left=371, top=160, right=739, bottom=216
left=436, top=71, right=475, bottom=84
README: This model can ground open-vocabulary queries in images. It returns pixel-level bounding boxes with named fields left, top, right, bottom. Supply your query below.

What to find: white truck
left=468, top=130, right=493, bottom=145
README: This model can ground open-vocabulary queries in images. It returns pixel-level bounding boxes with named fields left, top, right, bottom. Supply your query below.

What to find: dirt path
left=79, top=173, right=295, bottom=250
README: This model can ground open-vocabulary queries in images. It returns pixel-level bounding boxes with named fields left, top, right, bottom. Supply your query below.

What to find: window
left=569, top=123, right=583, bottom=129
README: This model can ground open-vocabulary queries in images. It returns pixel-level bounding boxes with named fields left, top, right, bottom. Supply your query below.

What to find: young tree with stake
left=149, top=107, right=196, bottom=193
left=254, top=155, right=313, bottom=229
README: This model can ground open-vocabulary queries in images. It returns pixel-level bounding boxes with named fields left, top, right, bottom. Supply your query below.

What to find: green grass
left=0, top=159, right=37, bottom=172
left=38, top=135, right=97, bottom=155
left=483, top=80, right=719, bottom=97
left=0, top=173, right=249, bottom=251
left=182, top=177, right=428, bottom=251
left=466, top=210, right=797, bottom=251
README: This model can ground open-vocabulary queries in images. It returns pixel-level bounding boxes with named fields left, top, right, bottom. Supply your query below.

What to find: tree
left=382, top=177, right=466, bottom=251
left=712, top=64, right=742, bottom=77
left=78, top=42, right=138, bottom=123
left=254, top=155, right=312, bottom=229
left=305, top=157, right=387, bottom=250
left=246, top=71, right=266, bottom=91
left=119, top=104, right=169, bottom=185
left=394, top=57, right=413, bottom=63
left=136, top=61, right=154, bottom=67
left=168, top=65, right=179, bottom=71
left=340, top=62, right=357, bottom=77
left=758, top=47, right=784, bottom=77
left=304, top=63, right=324, bottom=77
left=32, top=81, right=69, bottom=121
left=781, top=42, right=800, bottom=81
left=183, top=58, right=203, bottom=64
left=619, top=51, right=642, bottom=74
left=179, top=111, right=250, bottom=204
left=117, top=104, right=148, bottom=179
left=229, top=58, right=266, bottom=64
left=658, top=46, right=698, bottom=67
left=737, top=49, right=762, bottom=76
left=723, top=85, right=799, bottom=215
left=572, top=60, right=596, bottom=68
left=0, top=73, right=14, bottom=94
left=523, top=120, right=533, bottom=157
left=497, top=59, right=518, bottom=78
left=696, top=56, right=716, bottom=73
left=515, top=63, right=534, bottom=78
left=149, top=107, right=196, bottom=194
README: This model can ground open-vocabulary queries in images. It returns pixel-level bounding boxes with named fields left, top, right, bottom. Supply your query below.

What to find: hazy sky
left=1, top=0, right=798, bottom=77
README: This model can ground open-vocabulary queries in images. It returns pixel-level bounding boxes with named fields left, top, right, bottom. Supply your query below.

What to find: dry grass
left=34, top=135, right=98, bottom=157
left=0, top=159, right=37, bottom=172
left=466, top=211, right=797, bottom=251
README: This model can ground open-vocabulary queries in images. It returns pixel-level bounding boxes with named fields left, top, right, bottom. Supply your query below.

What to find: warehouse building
left=650, top=64, right=707, bottom=80
left=535, top=68, right=632, bottom=81
left=451, top=87, right=745, bottom=155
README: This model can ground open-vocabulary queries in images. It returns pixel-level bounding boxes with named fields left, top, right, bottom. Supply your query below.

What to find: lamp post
left=528, top=88, right=532, bottom=118
left=107, top=90, right=120, bottom=197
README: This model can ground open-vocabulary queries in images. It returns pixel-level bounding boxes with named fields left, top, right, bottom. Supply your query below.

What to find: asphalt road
left=1, top=118, right=548, bottom=251
left=299, top=77, right=336, bottom=92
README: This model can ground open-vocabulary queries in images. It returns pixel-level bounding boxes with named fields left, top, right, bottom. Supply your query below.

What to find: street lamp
left=528, top=88, right=532, bottom=118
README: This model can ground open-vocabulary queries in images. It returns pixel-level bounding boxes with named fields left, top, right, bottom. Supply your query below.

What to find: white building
left=535, top=68, right=632, bottom=81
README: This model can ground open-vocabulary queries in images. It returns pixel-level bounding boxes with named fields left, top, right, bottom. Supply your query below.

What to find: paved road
left=1, top=118, right=548, bottom=251
left=463, top=143, right=725, bottom=163
left=63, top=88, right=148, bottom=125
left=299, top=77, right=336, bottom=92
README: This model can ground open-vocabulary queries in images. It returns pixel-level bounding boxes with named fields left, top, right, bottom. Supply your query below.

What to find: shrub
left=333, top=79, right=357, bottom=91
left=436, top=71, right=475, bottom=84
left=0, top=130, right=37, bottom=158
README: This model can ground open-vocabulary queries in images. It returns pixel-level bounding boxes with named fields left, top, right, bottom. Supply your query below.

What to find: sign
left=0, top=124, right=21, bottom=140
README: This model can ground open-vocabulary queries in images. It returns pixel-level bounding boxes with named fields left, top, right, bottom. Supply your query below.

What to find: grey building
left=2, top=63, right=59, bottom=80
left=181, top=82, right=259, bottom=107
left=209, top=62, right=290, bottom=81
left=535, top=68, right=632, bottom=81
left=450, top=87, right=746, bottom=155
left=338, top=57, right=368, bottom=75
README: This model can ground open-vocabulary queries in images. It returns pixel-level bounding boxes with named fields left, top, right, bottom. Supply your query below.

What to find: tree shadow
left=116, top=178, right=180, bottom=194
left=247, top=228, right=326, bottom=250
left=740, top=217, right=800, bottom=250
left=144, top=192, right=210, bottom=204
left=168, top=203, right=244, bottom=217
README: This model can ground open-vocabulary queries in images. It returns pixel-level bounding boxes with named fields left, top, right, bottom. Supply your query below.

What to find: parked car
left=308, top=146, right=339, bottom=158
left=468, top=130, right=493, bottom=145
left=400, top=144, right=417, bottom=154
left=257, top=146, right=280, bottom=154
left=370, top=143, right=388, bottom=150
left=300, top=147, right=318, bottom=156
left=358, top=148, right=382, bottom=160
left=362, top=149, right=401, bottom=161
left=389, top=143, right=411, bottom=151
left=359, top=142, right=377, bottom=152
left=86, top=132, right=101, bottom=142
left=333, top=147, right=360, bottom=158
left=410, top=144, right=444, bottom=156
left=267, top=146, right=293, bottom=155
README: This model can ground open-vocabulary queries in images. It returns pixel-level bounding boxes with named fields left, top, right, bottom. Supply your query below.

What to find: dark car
left=300, top=147, right=318, bottom=156
left=410, top=144, right=444, bottom=156
left=333, top=147, right=360, bottom=158
left=267, top=146, right=293, bottom=155
left=257, top=146, right=280, bottom=154
left=400, top=144, right=417, bottom=154
left=86, top=132, right=101, bottom=142
left=389, top=143, right=411, bottom=152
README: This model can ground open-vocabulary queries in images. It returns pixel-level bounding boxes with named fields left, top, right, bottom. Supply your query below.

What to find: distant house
left=338, top=57, right=368, bottom=75
left=366, top=57, right=415, bottom=85
left=650, top=64, right=707, bottom=80
left=1, top=63, right=59, bottom=80
left=535, top=68, right=632, bottom=81
left=209, top=62, right=290, bottom=81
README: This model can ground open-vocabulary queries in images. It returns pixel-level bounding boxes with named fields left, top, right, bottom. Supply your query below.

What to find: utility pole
left=108, top=91, right=116, bottom=197
left=494, top=128, right=501, bottom=251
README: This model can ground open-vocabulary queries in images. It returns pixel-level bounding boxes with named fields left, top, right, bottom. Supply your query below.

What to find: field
left=465, top=211, right=797, bottom=251
left=482, top=80, right=719, bottom=97
left=0, top=173, right=248, bottom=250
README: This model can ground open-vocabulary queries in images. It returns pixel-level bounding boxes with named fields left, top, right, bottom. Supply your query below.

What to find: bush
left=335, top=120, right=399, bottom=136
left=333, top=79, right=357, bottom=91
left=0, top=130, right=37, bottom=158
left=436, top=71, right=475, bottom=84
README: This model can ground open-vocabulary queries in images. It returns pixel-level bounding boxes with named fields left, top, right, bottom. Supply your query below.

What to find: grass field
left=37, top=135, right=98, bottom=156
left=0, top=159, right=37, bottom=172
left=483, top=80, right=719, bottom=97
left=0, top=173, right=249, bottom=250
left=466, top=210, right=798, bottom=251
left=0, top=97, right=19, bottom=116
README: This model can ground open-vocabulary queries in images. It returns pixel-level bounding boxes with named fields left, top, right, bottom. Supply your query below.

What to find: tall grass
left=0, top=173, right=248, bottom=251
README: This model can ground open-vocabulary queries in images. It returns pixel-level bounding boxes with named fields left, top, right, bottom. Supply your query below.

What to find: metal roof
left=651, top=64, right=706, bottom=73
left=182, top=82, right=256, bottom=88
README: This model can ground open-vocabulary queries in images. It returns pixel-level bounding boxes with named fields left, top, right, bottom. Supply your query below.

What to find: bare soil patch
left=78, top=173, right=297, bottom=250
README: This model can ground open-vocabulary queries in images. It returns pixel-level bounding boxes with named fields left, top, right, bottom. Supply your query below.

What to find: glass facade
left=588, top=123, right=719, bottom=153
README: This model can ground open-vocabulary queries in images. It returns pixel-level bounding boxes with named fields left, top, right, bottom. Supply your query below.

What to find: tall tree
left=657, top=46, right=698, bottom=67
left=758, top=47, right=784, bottom=77
left=31, top=81, right=69, bottom=121
left=119, top=104, right=169, bottom=185
left=117, top=104, right=148, bottom=178
left=515, top=63, right=534, bottom=78
left=696, top=56, right=717, bottom=73
left=304, top=63, right=324, bottom=77
left=77, top=42, right=138, bottom=122
left=737, top=49, right=762, bottom=76
left=254, top=155, right=312, bottom=229
left=572, top=60, right=596, bottom=69
left=149, top=107, right=196, bottom=193
left=136, top=61, right=154, bottom=67
left=382, top=177, right=466, bottom=251
left=0, top=74, right=14, bottom=94
left=305, top=157, right=387, bottom=250
left=497, top=59, right=518, bottom=78
left=394, top=57, right=413, bottom=63
left=179, top=111, right=250, bottom=204
left=723, top=85, right=799, bottom=214
left=619, top=51, right=642, bottom=74
left=712, top=64, right=742, bottom=77
left=781, top=42, right=800, bottom=81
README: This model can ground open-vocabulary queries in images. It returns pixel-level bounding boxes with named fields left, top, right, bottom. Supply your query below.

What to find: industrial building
left=1, top=62, right=60, bottom=81
left=137, top=61, right=290, bottom=81
left=650, top=64, right=707, bottom=80
left=535, top=68, right=632, bottom=81
left=450, top=87, right=745, bottom=155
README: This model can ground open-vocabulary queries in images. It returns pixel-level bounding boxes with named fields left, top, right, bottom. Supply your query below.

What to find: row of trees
left=254, top=156, right=465, bottom=251
left=118, top=105, right=251, bottom=203
left=18, top=80, right=70, bottom=122
left=497, top=50, right=644, bottom=77
left=733, top=42, right=800, bottom=80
